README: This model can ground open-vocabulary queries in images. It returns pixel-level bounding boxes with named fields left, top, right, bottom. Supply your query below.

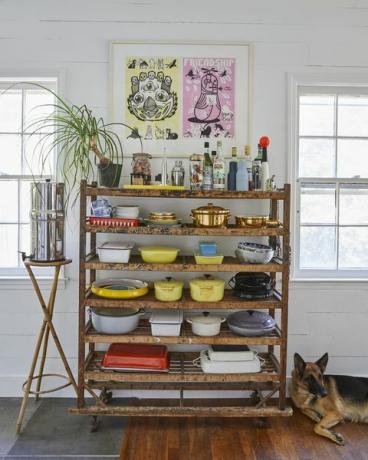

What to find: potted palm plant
left=19, top=83, right=142, bottom=200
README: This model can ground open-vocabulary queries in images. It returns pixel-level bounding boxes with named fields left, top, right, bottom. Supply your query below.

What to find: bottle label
left=213, top=165, right=225, bottom=189
left=203, top=166, right=213, bottom=189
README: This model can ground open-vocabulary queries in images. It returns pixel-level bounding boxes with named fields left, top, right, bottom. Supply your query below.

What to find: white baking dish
left=149, top=309, right=183, bottom=336
left=97, top=241, right=134, bottom=263
left=196, top=349, right=261, bottom=373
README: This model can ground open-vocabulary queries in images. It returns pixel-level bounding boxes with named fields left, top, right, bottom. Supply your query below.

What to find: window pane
left=20, top=180, right=32, bottom=222
left=0, top=224, right=18, bottom=267
left=0, top=134, right=21, bottom=175
left=300, top=185, right=336, bottom=224
left=0, top=90, right=22, bottom=133
left=339, top=227, right=368, bottom=269
left=299, top=95, right=335, bottom=136
left=24, top=90, right=55, bottom=134
left=337, top=139, right=368, bottom=178
left=23, top=134, right=54, bottom=175
left=0, top=181, right=18, bottom=222
left=20, top=223, right=30, bottom=259
left=338, top=95, right=368, bottom=137
left=299, top=138, right=335, bottom=177
left=300, top=226, right=337, bottom=269
left=339, top=185, right=368, bottom=225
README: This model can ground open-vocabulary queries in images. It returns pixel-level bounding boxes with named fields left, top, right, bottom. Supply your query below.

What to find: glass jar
left=131, top=153, right=152, bottom=185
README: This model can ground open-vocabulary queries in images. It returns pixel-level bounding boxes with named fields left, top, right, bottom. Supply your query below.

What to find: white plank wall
left=1, top=0, right=368, bottom=396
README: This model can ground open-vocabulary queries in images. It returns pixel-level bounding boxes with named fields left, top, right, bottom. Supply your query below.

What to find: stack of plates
left=146, top=212, right=181, bottom=227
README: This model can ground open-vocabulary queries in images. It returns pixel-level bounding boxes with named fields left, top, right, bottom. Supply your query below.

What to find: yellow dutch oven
left=139, top=246, right=180, bottom=264
left=91, top=279, right=148, bottom=299
left=189, top=275, right=225, bottom=302
left=154, top=277, right=184, bottom=302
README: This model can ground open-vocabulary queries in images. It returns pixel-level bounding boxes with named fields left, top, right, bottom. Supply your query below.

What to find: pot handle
left=228, top=276, right=236, bottom=289
left=138, top=309, right=146, bottom=316
left=186, top=318, right=193, bottom=324
left=220, top=317, right=226, bottom=323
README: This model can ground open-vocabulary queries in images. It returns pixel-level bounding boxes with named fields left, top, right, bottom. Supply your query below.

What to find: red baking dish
left=88, top=217, right=140, bottom=227
left=101, top=344, right=169, bottom=371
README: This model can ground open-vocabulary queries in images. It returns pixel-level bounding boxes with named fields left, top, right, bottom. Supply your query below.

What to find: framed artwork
left=109, top=41, right=253, bottom=155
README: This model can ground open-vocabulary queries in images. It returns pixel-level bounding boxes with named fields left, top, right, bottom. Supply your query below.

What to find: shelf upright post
left=279, top=184, right=290, bottom=410
left=78, top=180, right=87, bottom=408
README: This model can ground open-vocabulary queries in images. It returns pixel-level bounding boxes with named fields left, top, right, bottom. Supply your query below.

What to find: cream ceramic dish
left=139, top=246, right=180, bottom=264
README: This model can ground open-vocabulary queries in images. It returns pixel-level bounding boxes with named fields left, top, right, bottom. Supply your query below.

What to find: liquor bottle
left=227, top=146, right=238, bottom=191
left=244, top=145, right=254, bottom=190
left=202, top=142, right=213, bottom=190
left=212, top=140, right=226, bottom=190
left=236, top=159, right=249, bottom=191
left=260, top=136, right=270, bottom=191
left=252, top=144, right=262, bottom=191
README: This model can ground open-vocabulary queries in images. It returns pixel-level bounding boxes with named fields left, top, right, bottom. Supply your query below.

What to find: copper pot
left=235, top=216, right=268, bottom=228
left=191, top=203, right=230, bottom=228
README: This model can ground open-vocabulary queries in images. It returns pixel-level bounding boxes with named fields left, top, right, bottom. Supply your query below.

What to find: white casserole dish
left=186, top=313, right=226, bottom=336
left=90, top=307, right=144, bottom=334
left=97, top=241, right=134, bottom=263
left=196, top=349, right=261, bottom=374
left=149, top=309, right=183, bottom=336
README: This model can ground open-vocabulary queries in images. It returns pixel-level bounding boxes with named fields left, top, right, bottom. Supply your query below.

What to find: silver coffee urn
left=30, top=180, right=65, bottom=262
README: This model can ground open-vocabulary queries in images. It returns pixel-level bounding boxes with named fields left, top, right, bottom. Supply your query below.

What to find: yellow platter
left=91, top=279, right=149, bottom=299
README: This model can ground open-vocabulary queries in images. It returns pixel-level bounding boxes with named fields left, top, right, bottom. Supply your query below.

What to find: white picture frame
left=109, top=40, right=253, bottom=157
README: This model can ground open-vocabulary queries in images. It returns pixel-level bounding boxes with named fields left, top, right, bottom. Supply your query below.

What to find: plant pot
left=98, top=162, right=122, bottom=187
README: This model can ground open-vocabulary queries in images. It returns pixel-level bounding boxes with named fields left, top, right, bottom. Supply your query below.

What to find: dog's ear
left=315, top=353, right=329, bottom=374
left=294, top=353, right=306, bottom=377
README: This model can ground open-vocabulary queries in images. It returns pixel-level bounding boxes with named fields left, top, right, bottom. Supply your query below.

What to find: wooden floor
left=120, top=409, right=368, bottom=460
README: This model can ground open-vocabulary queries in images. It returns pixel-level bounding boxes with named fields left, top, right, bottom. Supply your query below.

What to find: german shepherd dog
left=289, top=353, right=368, bottom=445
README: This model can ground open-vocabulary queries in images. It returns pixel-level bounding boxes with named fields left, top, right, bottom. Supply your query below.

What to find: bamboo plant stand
left=16, top=258, right=77, bottom=434
left=70, top=181, right=292, bottom=421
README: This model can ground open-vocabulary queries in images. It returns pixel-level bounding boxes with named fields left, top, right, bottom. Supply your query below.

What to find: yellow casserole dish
left=194, top=252, right=224, bottom=265
left=154, top=277, right=184, bottom=301
left=189, top=275, right=225, bottom=302
left=91, top=279, right=148, bottom=299
left=139, top=246, right=180, bottom=264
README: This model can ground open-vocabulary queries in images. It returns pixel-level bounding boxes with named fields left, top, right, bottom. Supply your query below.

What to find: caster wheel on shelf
left=100, top=388, right=113, bottom=404
left=254, top=417, right=268, bottom=428
left=90, top=415, right=100, bottom=432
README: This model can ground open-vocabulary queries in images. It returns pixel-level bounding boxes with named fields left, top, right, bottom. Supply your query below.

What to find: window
left=293, top=84, right=368, bottom=279
left=0, top=78, right=57, bottom=277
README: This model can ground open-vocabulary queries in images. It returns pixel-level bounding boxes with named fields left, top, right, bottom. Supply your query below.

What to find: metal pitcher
left=30, top=180, right=65, bottom=262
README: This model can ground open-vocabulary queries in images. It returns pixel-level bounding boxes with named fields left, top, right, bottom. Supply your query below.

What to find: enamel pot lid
left=192, top=203, right=230, bottom=215
left=227, top=310, right=276, bottom=329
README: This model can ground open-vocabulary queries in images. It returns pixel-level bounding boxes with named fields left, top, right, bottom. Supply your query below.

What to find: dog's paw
left=331, top=431, right=345, bottom=446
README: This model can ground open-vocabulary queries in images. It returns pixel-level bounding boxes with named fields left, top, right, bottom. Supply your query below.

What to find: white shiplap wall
left=1, top=0, right=368, bottom=396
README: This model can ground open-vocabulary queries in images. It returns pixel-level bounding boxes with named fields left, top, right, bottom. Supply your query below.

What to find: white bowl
left=114, top=205, right=140, bottom=219
left=235, top=247, right=274, bottom=264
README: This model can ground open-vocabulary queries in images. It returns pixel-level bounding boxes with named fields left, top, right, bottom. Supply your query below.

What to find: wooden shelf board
left=86, top=186, right=287, bottom=200
left=84, top=351, right=279, bottom=383
left=84, top=321, right=282, bottom=345
left=85, top=223, right=285, bottom=236
left=87, top=381, right=278, bottom=391
left=69, top=400, right=293, bottom=417
left=84, top=255, right=284, bottom=272
left=84, top=289, right=283, bottom=310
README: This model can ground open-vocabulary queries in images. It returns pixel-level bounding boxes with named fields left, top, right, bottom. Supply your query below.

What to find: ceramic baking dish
left=97, top=241, right=134, bottom=263
left=194, top=252, right=224, bottom=265
left=149, top=309, right=183, bottom=336
left=139, top=246, right=180, bottom=264
left=101, top=344, right=169, bottom=371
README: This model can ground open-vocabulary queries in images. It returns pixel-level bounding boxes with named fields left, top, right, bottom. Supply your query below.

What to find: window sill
left=290, top=278, right=368, bottom=290
left=0, top=276, right=68, bottom=290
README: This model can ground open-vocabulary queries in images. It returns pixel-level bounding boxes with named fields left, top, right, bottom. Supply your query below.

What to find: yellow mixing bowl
left=139, top=246, right=180, bottom=264
left=91, top=279, right=148, bottom=299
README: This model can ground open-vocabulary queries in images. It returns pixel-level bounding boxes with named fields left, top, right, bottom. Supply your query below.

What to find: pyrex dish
left=186, top=312, right=226, bottom=336
left=91, top=279, right=148, bottom=299
left=90, top=307, right=143, bottom=334
left=102, top=343, right=169, bottom=371
left=154, top=277, right=184, bottom=301
left=139, top=246, right=180, bottom=264
left=149, top=309, right=183, bottom=336
left=196, top=349, right=261, bottom=374
left=189, top=275, right=225, bottom=302
left=97, top=241, right=134, bottom=263
left=194, top=252, right=224, bottom=265
left=235, top=242, right=274, bottom=264
left=227, top=310, right=276, bottom=336
left=199, top=241, right=217, bottom=256
left=191, top=203, right=230, bottom=228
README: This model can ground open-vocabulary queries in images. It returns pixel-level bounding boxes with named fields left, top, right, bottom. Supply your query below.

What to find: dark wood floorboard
left=120, top=410, right=368, bottom=460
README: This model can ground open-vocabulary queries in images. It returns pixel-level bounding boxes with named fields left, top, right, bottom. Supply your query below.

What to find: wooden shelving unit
left=71, top=181, right=292, bottom=419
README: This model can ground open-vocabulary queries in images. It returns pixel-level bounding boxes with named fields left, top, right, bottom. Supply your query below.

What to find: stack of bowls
left=115, top=205, right=140, bottom=219
left=147, top=212, right=180, bottom=226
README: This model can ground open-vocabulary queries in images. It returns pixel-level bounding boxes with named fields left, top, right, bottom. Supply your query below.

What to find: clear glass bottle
left=213, top=140, right=225, bottom=190
left=202, top=142, right=213, bottom=190
left=189, top=154, right=203, bottom=190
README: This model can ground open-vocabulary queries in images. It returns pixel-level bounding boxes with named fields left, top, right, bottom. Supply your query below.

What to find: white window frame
left=0, top=72, right=67, bottom=286
left=288, top=72, right=368, bottom=281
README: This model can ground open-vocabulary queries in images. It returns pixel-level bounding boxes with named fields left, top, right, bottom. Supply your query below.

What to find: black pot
left=98, top=162, right=122, bottom=187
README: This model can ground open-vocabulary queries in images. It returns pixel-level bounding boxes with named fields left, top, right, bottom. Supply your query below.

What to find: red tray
left=88, top=217, right=140, bottom=227
left=101, top=344, right=169, bottom=371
